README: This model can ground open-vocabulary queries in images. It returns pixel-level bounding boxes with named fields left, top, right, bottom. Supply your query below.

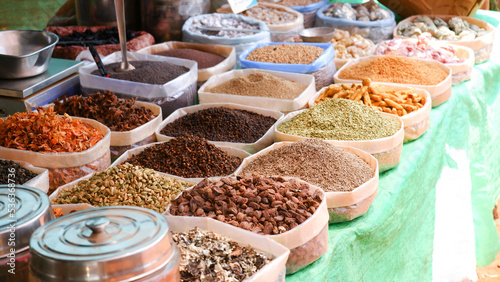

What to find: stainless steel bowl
left=0, top=30, right=59, bottom=79
left=300, top=27, right=336, bottom=43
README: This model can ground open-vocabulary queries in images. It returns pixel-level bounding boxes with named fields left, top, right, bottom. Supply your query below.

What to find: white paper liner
left=328, top=189, right=378, bottom=223
left=1, top=159, right=50, bottom=194
left=334, top=55, right=453, bottom=108
left=198, top=69, right=316, bottom=113
left=111, top=140, right=251, bottom=182
left=137, top=41, right=236, bottom=82
left=155, top=103, right=284, bottom=154
left=164, top=216, right=290, bottom=282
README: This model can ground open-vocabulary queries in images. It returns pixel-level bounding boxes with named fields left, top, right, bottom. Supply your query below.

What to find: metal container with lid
left=0, top=185, right=54, bottom=282
left=29, top=206, right=181, bottom=282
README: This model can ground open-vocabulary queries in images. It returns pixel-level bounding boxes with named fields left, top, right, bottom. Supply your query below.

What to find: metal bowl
left=0, top=30, right=59, bottom=79
left=300, top=27, right=336, bottom=43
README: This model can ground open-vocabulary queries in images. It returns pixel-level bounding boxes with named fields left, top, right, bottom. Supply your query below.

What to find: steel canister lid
left=29, top=206, right=178, bottom=281
left=0, top=185, right=53, bottom=258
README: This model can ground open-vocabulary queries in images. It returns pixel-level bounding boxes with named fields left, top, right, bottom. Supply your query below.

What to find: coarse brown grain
left=246, top=44, right=325, bottom=65
left=337, top=56, right=448, bottom=85
left=208, top=72, right=307, bottom=99
left=155, top=49, right=226, bottom=69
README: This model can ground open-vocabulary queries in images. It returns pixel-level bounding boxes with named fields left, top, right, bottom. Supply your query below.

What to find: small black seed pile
left=126, top=134, right=242, bottom=178
left=160, top=107, right=277, bottom=143
left=0, top=160, right=39, bottom=184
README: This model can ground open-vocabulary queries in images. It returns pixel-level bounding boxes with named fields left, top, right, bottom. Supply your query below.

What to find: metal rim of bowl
left=0, top=29, right=59, bottom=58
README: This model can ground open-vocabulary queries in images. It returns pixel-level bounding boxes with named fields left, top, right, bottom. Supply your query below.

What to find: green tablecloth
left=287, top=10, right=500, bottom=281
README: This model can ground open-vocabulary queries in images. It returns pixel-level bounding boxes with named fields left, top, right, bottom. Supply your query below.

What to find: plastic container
left=156, top=103, right=284, bottom=154
left=394, top=15, right=496, bottom=64
left=0, top=159, right=50, bottom=193
left=198, top=69, right=316, bottom=113
left=334, top=55, right=453, bottom=107
left=240, top=42, right=336, bottom=91
left=79, top=51, right=198, bottom=118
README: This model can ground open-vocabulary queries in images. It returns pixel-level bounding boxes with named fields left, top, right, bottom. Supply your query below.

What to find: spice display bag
left=315, top=3, right=396, bottom=44
left=0, top=118, right=111, bottom=193
left=79, top=51, right=198, bottom=118
left=274, top=110, right=404, bottom=172
left=334, top=56, right=453, bottom=107
left=309, top=84, right=432, bottom=142
left=394, top=15, right=496, bottom=64
left=234, top=142, right=379, bottom=224
left=164, top=216, right=289, bottom=282
left=239, top=42, right=336, bottom=91
left=1, top=159, right=50, bottom=194
left=111, top=140, right=251, bottom=182
left=198, top=69, right=315, bottom=113
left=137, top=41, right=236, bottom=85
left=279, top=0, right=329, bottom=28
left=155, top=103, right=284, bottom=154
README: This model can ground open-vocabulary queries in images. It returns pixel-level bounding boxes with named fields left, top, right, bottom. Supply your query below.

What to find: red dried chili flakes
left=0, top=106, right=104, bottom=153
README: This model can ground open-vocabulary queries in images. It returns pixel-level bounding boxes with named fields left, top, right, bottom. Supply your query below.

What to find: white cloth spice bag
left=1, top=159, right=50, bottom=194
left=111, top=140, right=250, bottom=183
left=155, top=103, right=284, bottom=154
left=164, top=216, right=290, bottom=282
left=198, top=69, right=316, bottom=113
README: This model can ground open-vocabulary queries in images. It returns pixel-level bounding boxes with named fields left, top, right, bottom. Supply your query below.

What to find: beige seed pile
left=241, top=139, right=374, bottom=192
left=246, top=44, right=325, bottom=65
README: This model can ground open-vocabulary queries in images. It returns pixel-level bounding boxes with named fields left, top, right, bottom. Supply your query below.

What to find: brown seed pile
left=208, top=72, right=307, bottom=99
left=241, top=139, right=373, bottom=192
left=172, top=227, right=270, bottom=282
left=126, top=135, right=242, bottom=178
left=337, top=55, right=448, bottom=85
left=169, top=174, right=323, bottom=235
left=155, top=49, right=226, bottom=69
left=54, top=90, right=156, bottom=131
left=246, top=44, right=325, bottom=65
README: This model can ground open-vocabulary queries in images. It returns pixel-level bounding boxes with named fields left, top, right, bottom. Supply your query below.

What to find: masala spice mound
left=0, top=106, right=104, bottom=153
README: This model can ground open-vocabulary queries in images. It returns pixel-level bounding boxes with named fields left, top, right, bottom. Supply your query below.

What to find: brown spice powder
left=338, top=55, right=448, bottom=86
left=246, top=44, right=324, bottom=65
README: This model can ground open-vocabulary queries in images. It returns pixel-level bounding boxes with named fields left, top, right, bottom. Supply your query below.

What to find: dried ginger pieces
left=315, top=79, right=426, bottom=117
left=0, top=106, right=103, bottom=153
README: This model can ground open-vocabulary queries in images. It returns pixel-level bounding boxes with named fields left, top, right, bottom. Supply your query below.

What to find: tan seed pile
left=246, top=44, right=325, bottom=65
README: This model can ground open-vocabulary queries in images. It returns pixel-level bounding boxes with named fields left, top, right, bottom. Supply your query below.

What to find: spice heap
left=329, top=29, right=374, bottom=60
left=0, top=160, right=38, bottom=184
left=397, top=16, right=489, bottom=40
left=241, top=139, right=373, bottom=192
left=278, top=98, right=401, bottom=140
left=57, top=27, right=137, bottom=47
left=190, top=14, right=260, bottom=38
left=127, top=135, right=242, bottom=178
left=337, top=55, right=448, bottom=86
left=240, top=4, right=297, bottom=25
left=262, top=0, right=322, bottom=6
left=91, top=61, right=188, bottom=84
left=0, top=107, right=103, bottom=153
left=375, top=33, right=465, bottom=64
left=172, top=227, right=271, bottom=281
left=324, top=0, right=391, bottom=22
left=169, top=174, right=323, bottom=235
left=51, top=163, right=192, bottom=213
left=246, top=44, right=324, bottom=65
left=155, top=49, right=226, bottom=69
left=54, top=90, right=156, bottom=131
left=316, top=79, right=426, bottom=116
left=207, top=72, right=307, bottom=99
left=160, top=107, right=277, bottom=143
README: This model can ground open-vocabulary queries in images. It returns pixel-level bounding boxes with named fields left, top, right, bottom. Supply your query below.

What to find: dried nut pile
left=91, top=61, right=188, bottom=85
left=189, top=14, right=260, bottom=38
left=54, top=90, right=156, bottom=132
left=246, top=44, right=324, bottom=65
left=240, top=4, right=297, bottom=25
left=241, top=139, right=373, bottom=192
left=337, top=55, right=449, bottom=86
left=160, top=107, right=277, bottom=143
left=316, top=79, right=426, bottom=116
left=155, top=49, right=226, bottom=69
left=0, top=106, right=103, bottom=153
left=0, top=160, right=38, bottom=184
left=172, top=227, right=271, bottom=281
left=51, top=163, right=193, bottom=213
left=169, top=174, right=323, bottom=235
left=324, top=0, right=391, bottom=22
left=278, top=98, right=401, bottom=140
left=263, top=0, right=322, bottom=6
left=330, top=29, right=374, bottom=59
left=397, top=16, right=489, bottom=40
left=127, top=135, right=242, bottom=178
left=208, top=72, right=307, bottom=99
